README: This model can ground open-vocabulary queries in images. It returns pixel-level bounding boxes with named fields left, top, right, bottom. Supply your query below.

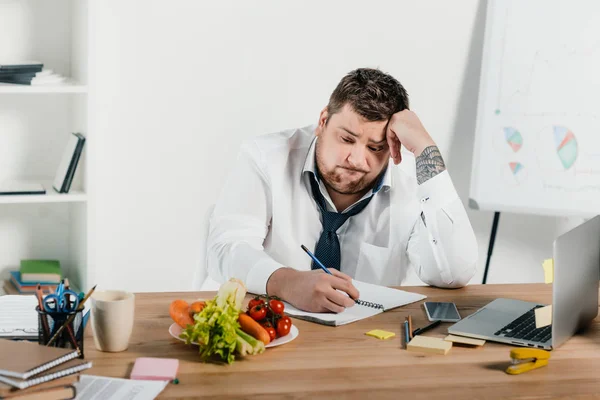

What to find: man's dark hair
left=327, top=68, right=409, bottom=122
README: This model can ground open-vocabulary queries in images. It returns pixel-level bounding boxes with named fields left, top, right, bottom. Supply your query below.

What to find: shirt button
left=421, top=197, right=429, bottom=203
left=432, top=239, right=437, bottom=244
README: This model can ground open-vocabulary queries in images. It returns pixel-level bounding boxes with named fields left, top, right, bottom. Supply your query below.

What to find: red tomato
left=247, top=297, right=264, bottom=311
left=265, top=326, right=277, bottom=341
left=276, top=316, right=292, bottom=337
left=249, top=304, right=267, bottom=321
left=269, top=299, right=285, bottom=315
left=260, top=321, right=278, bottom=342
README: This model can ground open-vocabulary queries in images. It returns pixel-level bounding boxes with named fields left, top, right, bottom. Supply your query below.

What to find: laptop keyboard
left=494, top=305, right=552, bottom=343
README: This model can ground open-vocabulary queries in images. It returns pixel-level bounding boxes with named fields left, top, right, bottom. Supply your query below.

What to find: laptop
left=448, top=215, right=600, bottom=350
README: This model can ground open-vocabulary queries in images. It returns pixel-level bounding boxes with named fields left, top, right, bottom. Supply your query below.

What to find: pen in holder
left=36, top=306, right=85, bottom=359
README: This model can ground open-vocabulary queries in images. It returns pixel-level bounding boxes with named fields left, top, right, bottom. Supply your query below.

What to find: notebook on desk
left=0, top=340, right=90, bottom=391
left=0, top=373, right=78, bottom=398
left=0, top=340, right=84, bottom=381
left=284, top=280, right=426, bottom=326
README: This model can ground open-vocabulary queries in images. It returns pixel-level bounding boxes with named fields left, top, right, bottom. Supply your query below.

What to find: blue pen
left=404, top=320, right=410, bottom=347
left=300, top=245, right=332, bottom=275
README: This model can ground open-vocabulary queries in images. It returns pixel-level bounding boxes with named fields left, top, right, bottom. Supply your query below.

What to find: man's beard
left=315, top=142, right=384, bottom=195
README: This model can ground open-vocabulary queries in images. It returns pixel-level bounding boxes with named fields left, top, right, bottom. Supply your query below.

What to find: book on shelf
left=53, top=133, right=85, bottom=194
left=0, top=72, right=37, bottom=80
left=0, top=63, right=69, bottom=86
left=19, top=260, right=62, bottom=284
left=2, top=281, right=19, bottom=295
left=0, top=182, right=45, bottom=196
left=0, top=62, right=43, bottom=72
left=0, top=62, right=43, bottom=85
left=8, top=272, right=58, bottom=295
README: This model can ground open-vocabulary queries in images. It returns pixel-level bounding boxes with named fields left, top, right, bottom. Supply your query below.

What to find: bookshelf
left=0, top=181, right=87, bottom=205
left=0, top=83, right=87, bottom=94
left=0, top=0, right=91, bottom=291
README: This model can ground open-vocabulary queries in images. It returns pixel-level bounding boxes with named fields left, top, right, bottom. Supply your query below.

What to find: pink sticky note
left=130, top=357, right=179, bottom=381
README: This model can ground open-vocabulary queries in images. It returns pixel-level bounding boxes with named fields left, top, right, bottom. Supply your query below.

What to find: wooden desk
left=84, top=284, right=600, bottom=399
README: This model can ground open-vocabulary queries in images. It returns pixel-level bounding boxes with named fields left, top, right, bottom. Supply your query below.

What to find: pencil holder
left=36, top=306, right=85, bottom=359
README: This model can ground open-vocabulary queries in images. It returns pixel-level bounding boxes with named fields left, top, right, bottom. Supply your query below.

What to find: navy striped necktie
left=308, top=174, right=375, bottom=271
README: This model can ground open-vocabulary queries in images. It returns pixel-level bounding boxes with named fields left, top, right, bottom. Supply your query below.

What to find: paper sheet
left=284, top=280, right=426, bottom=326
left=535, top=305, right=552, bottom=328
left=542, top=259, right=554, bottom=284
left=75, top=375, right=168, bottom=400
left=0, top=295, right=38, bottom=338
left=0, top=293, right=91, bottom=339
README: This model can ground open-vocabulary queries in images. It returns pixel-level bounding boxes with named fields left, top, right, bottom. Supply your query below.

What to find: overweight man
left=207, top=68, right=478, bottom=313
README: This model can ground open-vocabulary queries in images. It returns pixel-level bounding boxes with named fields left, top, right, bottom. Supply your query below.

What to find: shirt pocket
left=354, top=242, right=400, bottom=285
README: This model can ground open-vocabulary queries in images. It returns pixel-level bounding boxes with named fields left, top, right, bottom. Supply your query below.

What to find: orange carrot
left=238, top=313, right=270, bottom=345
left=170, top=300, right=194, bottom=328
left=189, top=301, right=206, bottom=316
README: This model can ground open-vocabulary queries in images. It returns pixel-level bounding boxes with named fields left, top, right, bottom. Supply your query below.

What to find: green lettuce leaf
left=181, top=279, right=247, bottom=364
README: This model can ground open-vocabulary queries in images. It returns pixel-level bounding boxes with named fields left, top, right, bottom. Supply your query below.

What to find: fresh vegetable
left=263, top=324, right=277, bottom=342
left=235, top=328, right=265, bottom=356
left=216, top=279, right=246, bottom=309
left=245, top=295, right=293, bottom=338
left=181, top=279, right=247, bottom=364
left=248, top=297, right=264, bottom=310
left=174, top=279, right=293, bottom=364
left=189, top=301, right=206, bottom=316
left=239, top=313, right=271, bottom=345
left=277, top=316, right=292, bottom=337
left=249, top=304, right=267, bottom=321
left=170, top=300, right=195, bottom=328
left=269, top=299, right=285, bottom=316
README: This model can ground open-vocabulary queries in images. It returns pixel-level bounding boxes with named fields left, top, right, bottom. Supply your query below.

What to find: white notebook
left=284, top=280, right=426, bottom=326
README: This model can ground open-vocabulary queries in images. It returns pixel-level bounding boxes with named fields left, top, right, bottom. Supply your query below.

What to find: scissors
left=43, top=281, right=80, bottom=313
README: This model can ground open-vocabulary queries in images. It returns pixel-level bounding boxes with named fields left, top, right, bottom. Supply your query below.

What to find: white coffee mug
left=90, top=290, right=135, bottom=352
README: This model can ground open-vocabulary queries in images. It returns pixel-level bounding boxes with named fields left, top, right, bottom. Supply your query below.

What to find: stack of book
left=0, top=340, right=91, bottom=400
left=6, top=260, right=62, bottom=295
left=0, top=62, right=66, bottom=86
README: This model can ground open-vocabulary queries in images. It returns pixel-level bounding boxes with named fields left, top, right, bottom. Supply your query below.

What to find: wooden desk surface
left=84, top=284, right=600, bottom=399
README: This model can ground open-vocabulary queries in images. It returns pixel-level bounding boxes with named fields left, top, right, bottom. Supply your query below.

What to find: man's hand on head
left=386, top=110, right=436, bottom=164
left=386, top=110, right=446, bottom=184
left=266, top=267, right=360, bottom=313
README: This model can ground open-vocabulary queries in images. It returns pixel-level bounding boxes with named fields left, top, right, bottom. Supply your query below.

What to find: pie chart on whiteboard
left=553, top=126, right=578, bottom=169
left=504, top=127, right=523, bottom=152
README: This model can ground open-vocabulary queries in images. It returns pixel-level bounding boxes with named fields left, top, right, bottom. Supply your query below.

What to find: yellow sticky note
left=542, top=259, right=554, bottom=283
left=444, top=334, right=486, bottom=347
left=535, top=305, right=552, bottom=328
left=365, top=329, right=396, bottom=340
left=407, top=335, right=452, bottom=355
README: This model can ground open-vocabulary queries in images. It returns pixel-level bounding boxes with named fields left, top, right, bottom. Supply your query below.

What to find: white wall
left=90, top=0, right=579, bottom=292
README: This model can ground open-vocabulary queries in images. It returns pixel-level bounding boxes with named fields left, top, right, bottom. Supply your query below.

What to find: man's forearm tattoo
left=415, top=146, right=446, bottom=185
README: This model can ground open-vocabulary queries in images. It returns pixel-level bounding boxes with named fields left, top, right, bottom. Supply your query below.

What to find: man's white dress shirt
left=207, top=125, right=478, bottom=295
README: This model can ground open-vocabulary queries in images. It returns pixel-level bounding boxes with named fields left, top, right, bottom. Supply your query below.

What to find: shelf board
left=0, top=181, right=87, bottom=204
left=0, top=81, right=87, bottom=94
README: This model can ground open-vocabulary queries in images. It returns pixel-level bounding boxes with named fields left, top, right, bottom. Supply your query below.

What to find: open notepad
left=284, top=280, right=426, bottom=326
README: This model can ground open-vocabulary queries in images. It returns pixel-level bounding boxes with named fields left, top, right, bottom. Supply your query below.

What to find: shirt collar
left=302, top=136, right=392, bottom=192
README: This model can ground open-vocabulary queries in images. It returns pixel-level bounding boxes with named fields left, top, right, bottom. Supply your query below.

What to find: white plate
left=168, top=322, right=298, bottom=348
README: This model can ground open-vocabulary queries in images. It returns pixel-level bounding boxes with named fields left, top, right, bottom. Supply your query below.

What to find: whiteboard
left=469, top=0, right=600, bottom=217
